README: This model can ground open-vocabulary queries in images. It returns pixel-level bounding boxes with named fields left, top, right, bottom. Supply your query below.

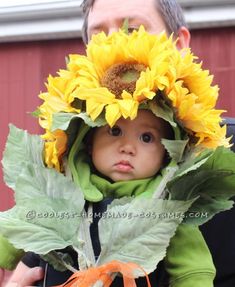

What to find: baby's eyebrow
left=139, top=124, right=162, bottom=133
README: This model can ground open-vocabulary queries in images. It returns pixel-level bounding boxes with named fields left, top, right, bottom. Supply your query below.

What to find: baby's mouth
left=114, top=160, right=134, bottom=172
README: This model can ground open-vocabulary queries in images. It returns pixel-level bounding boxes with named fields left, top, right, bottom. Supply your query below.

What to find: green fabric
left=90, top=174, right=162, bottom=198
left=165, top=224, right=215, bottom=287
left=71, top=150, right=162, bottom=201
left=70, top=150, right=104, bottom=202
left=0, top=234, right=24, bottom=270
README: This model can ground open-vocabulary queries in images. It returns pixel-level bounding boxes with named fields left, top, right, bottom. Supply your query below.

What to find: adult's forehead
left=87, top=0, right=166, bottom=29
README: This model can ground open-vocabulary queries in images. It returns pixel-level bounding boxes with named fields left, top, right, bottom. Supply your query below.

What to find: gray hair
left=81, top=0, right=187, bottom=44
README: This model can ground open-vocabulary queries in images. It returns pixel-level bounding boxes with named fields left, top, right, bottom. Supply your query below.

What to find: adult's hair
left=81, top=0, right=187, bottom=44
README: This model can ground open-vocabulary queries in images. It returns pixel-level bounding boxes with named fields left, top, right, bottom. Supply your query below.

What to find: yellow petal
left=86, top=99, right=106, bottom=121
left=118, top=98, right=136, bottom=119
left=105, top=103, right=122, bottom=127
left=43, top=130, right=67, bottom=171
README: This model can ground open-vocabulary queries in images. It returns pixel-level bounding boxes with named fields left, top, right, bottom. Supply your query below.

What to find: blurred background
left=1, top=0, right=235, bottom=211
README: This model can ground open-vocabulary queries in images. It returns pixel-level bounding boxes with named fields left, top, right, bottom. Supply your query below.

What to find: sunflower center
left=101, top=63, right=146, bottom=98
left=120, top=69, right=140, bottom=83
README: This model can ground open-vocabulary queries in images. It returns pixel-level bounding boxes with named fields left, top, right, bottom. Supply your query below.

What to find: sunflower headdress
left=38, top=26, right=230, bottom=171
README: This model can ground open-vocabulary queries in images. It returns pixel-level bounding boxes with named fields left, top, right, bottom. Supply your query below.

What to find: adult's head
left=81, top=0, right=190, bottom=48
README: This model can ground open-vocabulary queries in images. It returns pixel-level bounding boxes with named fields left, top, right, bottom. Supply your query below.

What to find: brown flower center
left=101, top=63, right=146, bottom=98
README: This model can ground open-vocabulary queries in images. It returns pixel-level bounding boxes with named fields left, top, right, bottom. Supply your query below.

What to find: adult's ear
left=176, top=26, right=191, bottom=49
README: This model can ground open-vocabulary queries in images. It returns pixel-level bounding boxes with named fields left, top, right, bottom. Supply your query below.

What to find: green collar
left=69, top=146, right=162, bottom=202
left=90, top=173, right=162, bottom=200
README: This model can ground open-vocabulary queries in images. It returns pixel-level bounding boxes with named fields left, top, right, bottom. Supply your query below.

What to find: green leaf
left=168, top=170, right=233, bottom=201
left=174, top=148, right=213, bottom=178
left=202, top=146, right=235, bottom=171
left=2, top=125, right=44, bottom=190
left=0, top=163, right=85, bottom=253
left=167, top=147, right=235, bottom=224
left=0, top=127, right=85, bottom=254
left=148, top=99, right=183, bottom=140
left=153, top=161, right=178, bottom=199
left=0, top=207, right=74, bottom=254
left=162, top=139, right=188, bottom=163
left=41, top=251, right=75, bottom=272
left=51, top=112, right=106, bottom=132
left=97, top=197, right=194, bottom=274
left=121, top=19, right=129, bottom=34
left=183, top=197, right=234, bottom=225
left=30, top=108, right=41, bottom=118
left=148, top=99, right=176, bottom=128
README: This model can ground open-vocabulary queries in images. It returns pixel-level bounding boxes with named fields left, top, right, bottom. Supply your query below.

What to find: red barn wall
left=1, top=26, right=235, bottom=211
left=0, top=38, right=84, bottom=211
left=191, top=27, right=235, bottom=116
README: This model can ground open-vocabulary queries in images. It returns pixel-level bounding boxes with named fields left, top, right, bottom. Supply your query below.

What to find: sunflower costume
left=1, top=27, right=235, bottom=287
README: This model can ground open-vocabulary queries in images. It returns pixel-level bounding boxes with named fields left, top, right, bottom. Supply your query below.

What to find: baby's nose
left=119, top=141, right=136, bottom=155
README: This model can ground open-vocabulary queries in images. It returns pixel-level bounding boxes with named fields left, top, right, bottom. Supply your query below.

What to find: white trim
left=0, top=0, right=83, bottom=21
left=0, top=0, right=83, bottom=42
left=179, top=0, right=235, bottom=7
left=0, top=18, right=84, bottom=42
left=0, top=0, right=235, bottom=43
left=184, top=5, right=235, bottom=29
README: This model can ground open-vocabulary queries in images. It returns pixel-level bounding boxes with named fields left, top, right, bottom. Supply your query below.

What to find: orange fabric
left=55, top=260, right=151, bottom=287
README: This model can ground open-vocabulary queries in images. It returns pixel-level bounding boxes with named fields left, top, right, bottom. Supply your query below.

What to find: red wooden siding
left=0, top=38, right=83, bottom=211
left=1, top=27, right=235, bottom=211
left=190, top=27, right=235, bottom=116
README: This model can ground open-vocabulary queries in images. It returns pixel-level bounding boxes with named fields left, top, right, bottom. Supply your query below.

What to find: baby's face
left=91, top=110, right=167, bottom=182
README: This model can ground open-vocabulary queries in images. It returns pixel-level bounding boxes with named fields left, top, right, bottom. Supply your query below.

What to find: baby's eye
left=109, top=126, right=122, bottom=136
left=140, top=132, right=154, bottom=143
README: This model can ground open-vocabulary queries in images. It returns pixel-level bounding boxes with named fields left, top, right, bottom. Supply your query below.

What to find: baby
left=91, top=109, right=169, bottom=182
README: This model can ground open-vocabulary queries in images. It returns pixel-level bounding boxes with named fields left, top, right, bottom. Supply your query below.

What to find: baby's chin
left=107, top=173, right=150, bottom=183
left=98, top=169, right=158, bottom=182
left=103, top=172, right=137, bottom=183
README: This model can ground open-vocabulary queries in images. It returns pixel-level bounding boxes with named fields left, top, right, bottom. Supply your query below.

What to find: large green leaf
left=0, top=163, right=85, bottom=253
left=0, top=127, right=85, bottom=254
left=202, top=146, right=235, bottom=171
left=97, top=197, right=194, bottom=274
left=2, top=125, right=44, bottom=189
left=183, top=197, right=234, bottom=225
left=167, top=147, right=235, bottom=224
left=174, top=148, right=213, bottom=178
left=0, top=207, right=74, bottom=254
